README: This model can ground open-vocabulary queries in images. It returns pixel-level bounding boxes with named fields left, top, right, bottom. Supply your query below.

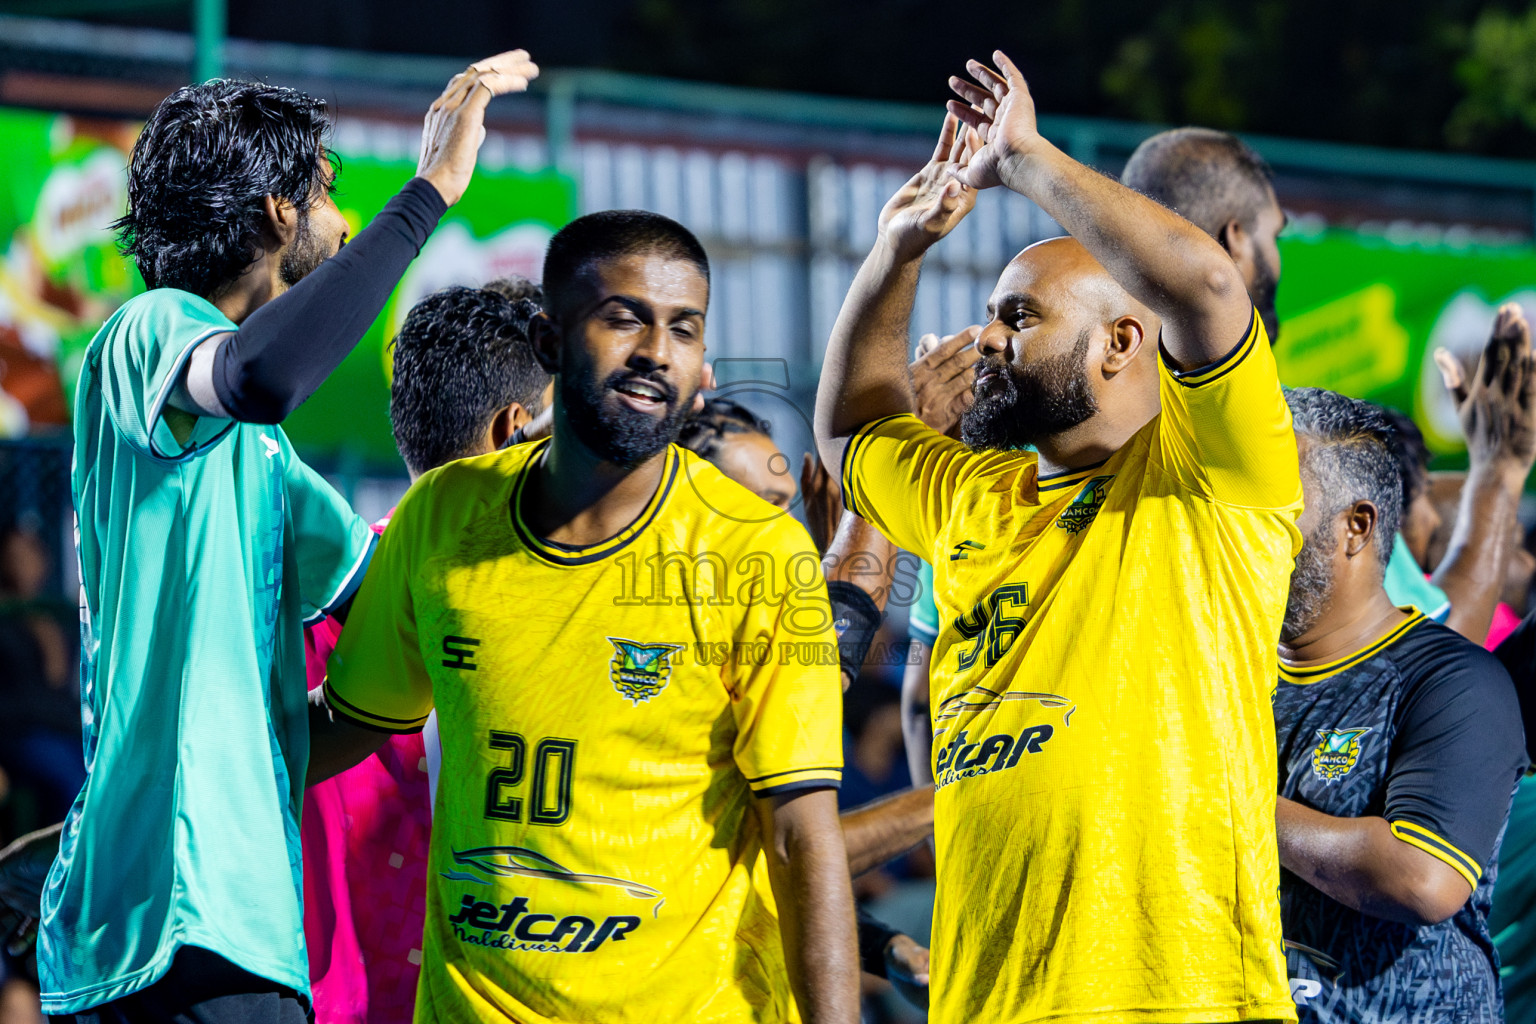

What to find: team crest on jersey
left=1311, top=728, right=1371, bottom=783
left=607, top=638, right=684, bottom=704
left=1055, top=475, right=1113, bottom=534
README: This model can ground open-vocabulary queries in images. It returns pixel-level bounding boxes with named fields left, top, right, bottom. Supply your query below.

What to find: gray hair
left=1286, top=387, right=1403, bottom=569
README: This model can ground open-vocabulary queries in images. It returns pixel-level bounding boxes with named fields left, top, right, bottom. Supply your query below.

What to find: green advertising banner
left=284, top=155, right=575, bottom=462
left=0, top=109, right=141, bottom=435
left=1276, top=229, right=1536, bottom=457
left=0, top=104, right=576, bottom=462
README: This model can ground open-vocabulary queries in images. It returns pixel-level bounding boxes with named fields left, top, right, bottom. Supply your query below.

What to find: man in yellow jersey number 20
left=815, top=54, right=1302, bottom=1024
left=317, top=211, right=858, bottom=1024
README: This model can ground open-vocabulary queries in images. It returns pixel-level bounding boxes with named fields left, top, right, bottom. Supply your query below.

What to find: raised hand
left=877, top=112, right=978, bottom=263
left=417, top=50, right=539, bottom=206
left=1435, top=303, right=1536, bottom=476
left=911, top=325, right=981, bottom=438
left=946, top=51, right=1045, bottom=192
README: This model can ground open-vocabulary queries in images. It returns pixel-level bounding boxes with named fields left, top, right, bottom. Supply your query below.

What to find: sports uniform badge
left=606, top=638, right=684, bottom=704
left=1056, top=475, right=1114, bottom=534
left=1311, top=728, right=1371, bottom=783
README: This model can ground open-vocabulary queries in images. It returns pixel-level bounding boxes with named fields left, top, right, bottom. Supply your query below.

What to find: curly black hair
left=114, top=79, right=334, bottom=298
left=389, top=285, right=550, bottom=476
left=481, top=276, right=544, bottom=305
left=677, top=397, right=773, bottom=461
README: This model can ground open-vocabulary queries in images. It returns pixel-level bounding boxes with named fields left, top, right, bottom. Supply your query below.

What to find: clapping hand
left=912, top=326, right=982, bottom=439
left=878, top=112, right=979, bottom=262
left=1435, top=303, right=1536, bottom=478
left=945, top=51, right=1046, bottom=192
left=418, top=50, right=540, bottom=206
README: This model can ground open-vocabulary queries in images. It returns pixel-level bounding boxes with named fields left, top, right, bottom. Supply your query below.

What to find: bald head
left=1003, top=237, right=1157, bottom=330
left=964, top=236, right=1161, bottom=453
left=1121, top=128, right=1274, bottom=241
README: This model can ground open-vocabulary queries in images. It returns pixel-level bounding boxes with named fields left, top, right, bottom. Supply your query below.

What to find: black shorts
left=49, top=947, right=309, bottom=1024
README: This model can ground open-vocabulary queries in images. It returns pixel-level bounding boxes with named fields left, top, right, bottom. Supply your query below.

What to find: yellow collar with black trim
left=1036, top=459, right=1112, bottom=494
left=510, top=440, right=681, bottom=567
left=1278, top=608, right=1426, bottom=685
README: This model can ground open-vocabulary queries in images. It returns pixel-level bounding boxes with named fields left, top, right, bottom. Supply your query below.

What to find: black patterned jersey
left=1274, top=611, right=1527, bottom=1023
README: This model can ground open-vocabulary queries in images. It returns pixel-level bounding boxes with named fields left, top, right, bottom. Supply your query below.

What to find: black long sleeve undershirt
left=212, top=177, right=447, bottom=423
left=855, top=904, right=900, bottom=978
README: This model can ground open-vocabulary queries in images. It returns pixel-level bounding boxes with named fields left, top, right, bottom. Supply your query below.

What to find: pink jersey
left=303, top=512, right=432, bottom=1024
left=1488, top=601, right=1523, bottom=651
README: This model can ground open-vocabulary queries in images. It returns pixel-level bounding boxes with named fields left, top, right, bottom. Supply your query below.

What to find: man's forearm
left=307, top=694, right=391, bottom=786
left=1435, top=461, right=1525, bottom=642
left=824, top=515, right=897, bottom=690
left=996, top=142, right=1248, bottom=364
left=761, top=791, right=860, bottom=1024
left=212, top=178, right=447, bottom=423
left=822, top=514, right=898, bottom=608
left=841, top=785, right=936, bottom=876
left=814, top=242, right=921, bottom=460
left=1275, top=796, right=1468, bottom=927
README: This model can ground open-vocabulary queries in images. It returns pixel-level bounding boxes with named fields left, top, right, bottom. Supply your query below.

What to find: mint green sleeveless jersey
left=38, top=289, right=374, bottom=1013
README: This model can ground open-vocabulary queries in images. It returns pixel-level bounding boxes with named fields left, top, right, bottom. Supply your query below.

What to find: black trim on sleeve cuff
left=752, top=778, right=842, bottom=798
left=1160, top=308, right=1259, bottom=389
left=745, top=765, right=843, bottom=785
left=1389, top=819, right=1482, bottom=889
left=840, top=414, right=907, bottom=520
left=323, top=682, right=429, bottom=735
left=329, top=709, right=425, bottom=736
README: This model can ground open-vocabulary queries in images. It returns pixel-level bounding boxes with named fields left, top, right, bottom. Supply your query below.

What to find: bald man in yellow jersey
left=814, top=55, right=1302, bottom=1024
left=317, top=210, right=858, bottom=1024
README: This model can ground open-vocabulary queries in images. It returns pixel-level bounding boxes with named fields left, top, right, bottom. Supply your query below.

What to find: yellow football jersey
left=325, top=441, right=844, bottom=1024
left=843, top=312, right=1301, bottom=1024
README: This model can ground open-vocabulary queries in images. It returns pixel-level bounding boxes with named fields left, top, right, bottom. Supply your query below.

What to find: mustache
left=972, top=355, right=1011, bottom=388
left=604, top=368, right=679, bottom=406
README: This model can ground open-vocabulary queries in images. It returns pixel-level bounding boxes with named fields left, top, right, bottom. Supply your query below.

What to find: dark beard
left=279, top=209, right=329, bottom=286
left=561, top=364, right=691, bottom=469
left=1280, top=525, right=1335, bottom=643
left=1251, top=246, right=1280, bottom=344
left=960, top=328, right=1098, bottom=451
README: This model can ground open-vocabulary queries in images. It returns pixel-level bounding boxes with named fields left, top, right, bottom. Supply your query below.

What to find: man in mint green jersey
left=4, top=51, right=540, bottom=1023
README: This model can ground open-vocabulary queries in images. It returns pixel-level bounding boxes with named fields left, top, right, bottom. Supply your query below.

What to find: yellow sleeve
left=729, top=522, right=845, bottom=797
left=1156, top=309, right=1302, bottom=510
left=840, top=413, right=1024, bottom=559
left=324, top=486, right=434, bottom=734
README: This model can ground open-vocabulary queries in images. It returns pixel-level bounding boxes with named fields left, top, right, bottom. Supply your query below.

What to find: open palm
left=878, top=112, right=978, bottom=262
left=946, top=51, right=1045, bottom=192
left=1436, top=303, right=1536, bottom=470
